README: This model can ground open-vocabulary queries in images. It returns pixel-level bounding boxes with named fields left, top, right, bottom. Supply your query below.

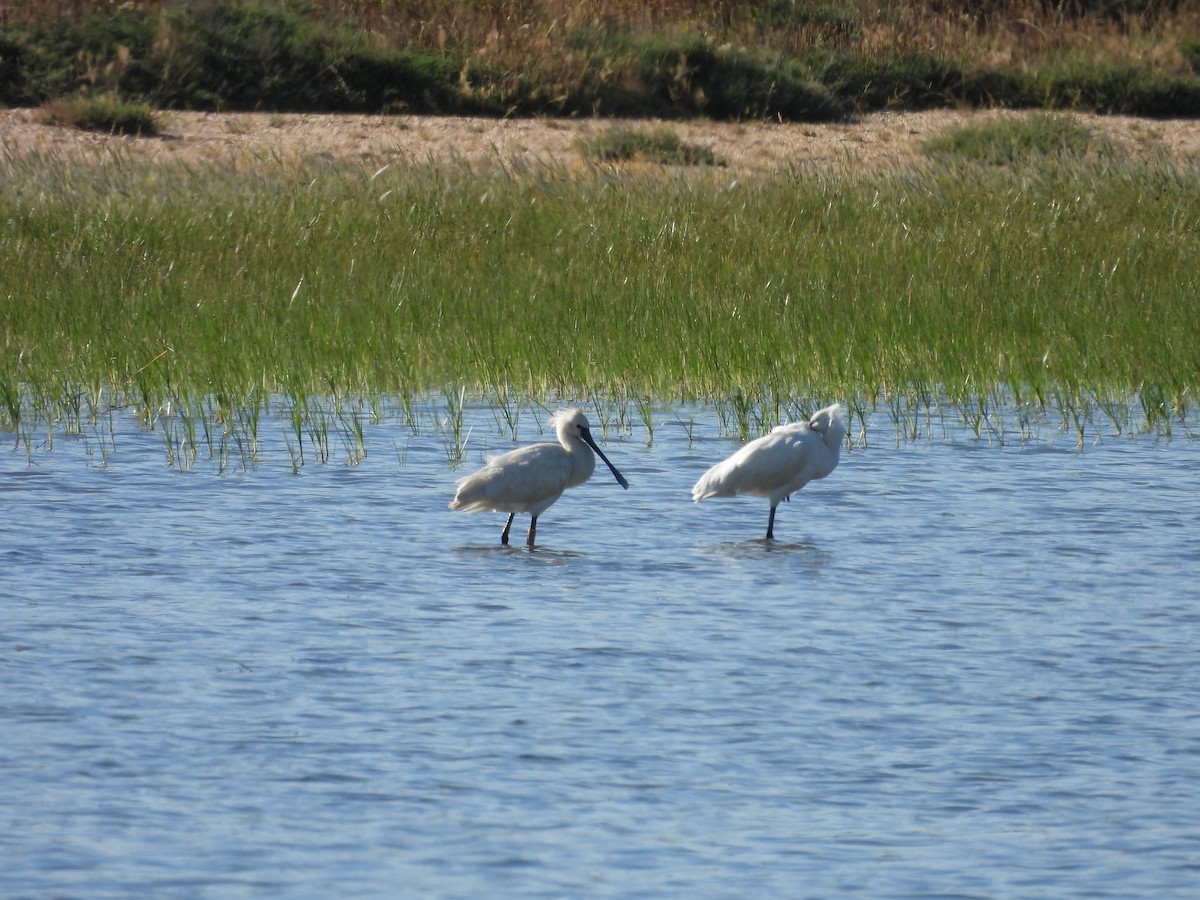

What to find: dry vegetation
left=3, top=0, right=1199, bottom=119
left=3, top=106, right=1198, bottom=175
left=4, top=1, right=1198, bottom=168
left=15, top=0, right=1190, bottom=73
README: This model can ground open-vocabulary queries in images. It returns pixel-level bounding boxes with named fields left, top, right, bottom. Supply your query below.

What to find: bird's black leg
left=526, top=516, right=538, bottom=547
left=501, top=512, right=515, bottom=546
left=765, top=505, right=777, bottom=540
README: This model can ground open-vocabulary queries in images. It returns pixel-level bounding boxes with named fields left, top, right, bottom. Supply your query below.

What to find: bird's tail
left=448, top=471, right=492, bottom=511
left=691, top=461, right=734, bottom=503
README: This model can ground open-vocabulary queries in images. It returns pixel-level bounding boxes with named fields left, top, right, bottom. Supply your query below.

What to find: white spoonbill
left=450, top=407, right=629, bottom=547
left=692, top=402, right=845, bottom=540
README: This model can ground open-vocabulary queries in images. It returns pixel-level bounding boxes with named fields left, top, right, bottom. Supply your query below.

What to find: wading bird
left=450, top=407, right=629, bottom=547
left=692, top=403, right=845, bottom=540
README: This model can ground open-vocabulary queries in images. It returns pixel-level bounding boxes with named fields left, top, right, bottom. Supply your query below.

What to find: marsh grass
left=2, top=145, right=1198, bottom=463
left=439, top=384, right=470, bottom=468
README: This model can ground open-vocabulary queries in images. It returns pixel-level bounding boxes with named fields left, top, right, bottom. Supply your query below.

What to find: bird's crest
left=549, top=406, right=584, bottom=425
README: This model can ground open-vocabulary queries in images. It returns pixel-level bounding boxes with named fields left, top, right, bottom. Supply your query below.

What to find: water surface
left=3, top=404, right=1199, bottom=897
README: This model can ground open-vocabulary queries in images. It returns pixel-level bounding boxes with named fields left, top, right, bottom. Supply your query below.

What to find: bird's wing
left=693, top=428, right=802, bottom=500
left=451, top=443, right=571, bottom=511
left=742, top=428, right=820, bottom=492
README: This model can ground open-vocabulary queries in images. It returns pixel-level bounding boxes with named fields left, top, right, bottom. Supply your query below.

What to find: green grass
left=924, top=113, right=1115, bottom=164
left=579, top=125, right=721, bottom=167
left=2, top=149, right=1198, bottom=460
left=36, top=94, right=164, bottom=135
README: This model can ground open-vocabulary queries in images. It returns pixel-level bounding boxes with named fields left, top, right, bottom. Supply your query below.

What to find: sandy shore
left=3, top=107, right=1198, bottom=173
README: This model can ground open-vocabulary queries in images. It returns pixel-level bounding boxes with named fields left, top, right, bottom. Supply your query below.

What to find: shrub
left=579, top=125, right=721, bottom=166
left=820, top=52, right=1034, bottom=111
left=924, top=113, right=1114, bottom=164
left=156, top=2, right=354, bottom=110
left=1043, top=0, right=1185, bottom=17
left=0, top=36, right=26, bottom=102
left=1036, top=59, right=1200, bottom=116
left=1182, top=38, right=1200, bottom=74
left=752, top=1, right=862, bottom=40
left=0, top=8, right=157, bottom=105
left=37, top=94, right=163, bottom=135
left=0, top=0, right=1197, bottom=118
left=628, top=34, right=844, bottom=121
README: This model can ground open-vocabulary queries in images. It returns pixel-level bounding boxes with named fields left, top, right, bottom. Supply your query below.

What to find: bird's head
left=808, top=403, right=846, bottom=448
left=551, top=407, right=590, bottom=439
left=551, top=407, right=629, bottom=488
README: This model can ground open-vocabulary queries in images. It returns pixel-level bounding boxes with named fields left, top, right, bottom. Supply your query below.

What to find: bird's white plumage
left=692, top=403, right=845, bottom=538
left=450, top=439, right=586, bottom=517
left=450, top=407, right=628, bottom=545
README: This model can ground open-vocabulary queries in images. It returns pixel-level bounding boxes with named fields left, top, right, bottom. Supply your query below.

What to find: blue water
left=3, top=403, right=1199, bottom=897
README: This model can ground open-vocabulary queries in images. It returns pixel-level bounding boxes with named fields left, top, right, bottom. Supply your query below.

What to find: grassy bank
left=2, top=1, right=1199, bottom=119
left=2, top=127, right=1198, bottom=461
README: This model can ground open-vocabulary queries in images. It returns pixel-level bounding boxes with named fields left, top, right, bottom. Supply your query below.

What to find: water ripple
left=2, top=405, right=1200, bottom=896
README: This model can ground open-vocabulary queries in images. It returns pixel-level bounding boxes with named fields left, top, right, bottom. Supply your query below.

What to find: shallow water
left=3, top=403, right=1199, bottom=897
